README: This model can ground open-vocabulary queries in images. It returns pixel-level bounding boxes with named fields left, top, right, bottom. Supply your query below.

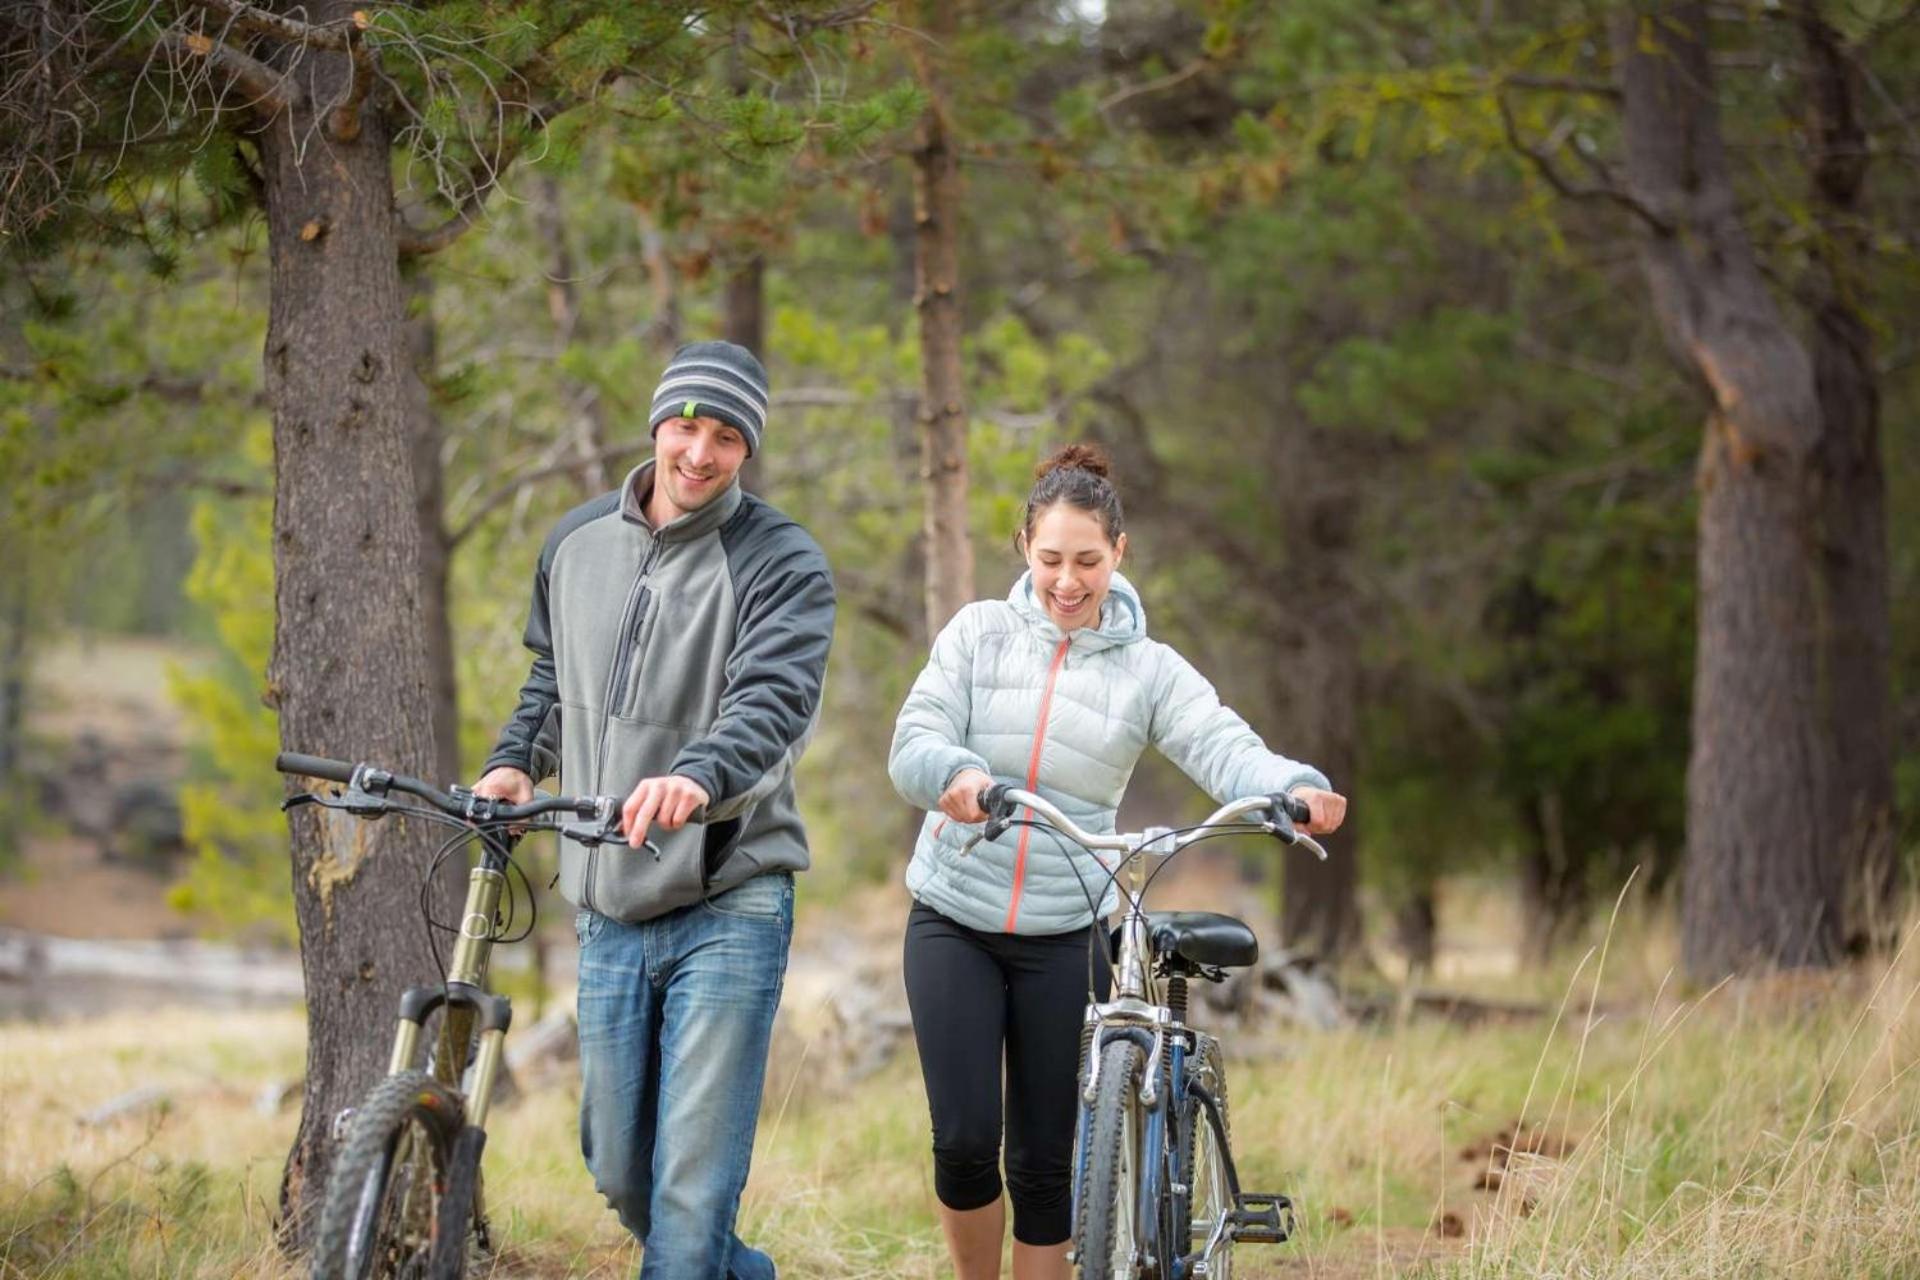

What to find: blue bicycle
left=974, top=785, right=1327, bottom=1280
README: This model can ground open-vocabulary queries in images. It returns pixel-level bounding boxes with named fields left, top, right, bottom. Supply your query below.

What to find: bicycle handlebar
left=276, top=752, right=630, bottom=846
left=275, top=752, right=356, bottom=785
left=976, top=784, right=1328, bottom=861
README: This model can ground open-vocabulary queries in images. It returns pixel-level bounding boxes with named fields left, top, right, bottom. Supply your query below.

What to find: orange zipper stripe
left=1004, top=638, right=1072, bottom=932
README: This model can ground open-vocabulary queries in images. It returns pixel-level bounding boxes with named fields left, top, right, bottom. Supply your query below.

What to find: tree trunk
left=1615, top=4, right=1841, bottom=981
left=1801, top=13, right=1896, bottom=951
left=1519, top=791, right=1585, bottom=964
left=910, top=0, right=975, bottom=638
left=636, top=207, right=682, bottom=357
left=259, top=15, right=450, bottom=1244
left=1391, top=890, right=1436, bottom=974
left=726, top=254, right=769, bottom=495
left=402, top=270, right=461, bottom=788
left=0, top=574, right=24, bottom=786
left=537, top=174, right=611, bottom=497
left=1276, top=492, right=1362, bottom=963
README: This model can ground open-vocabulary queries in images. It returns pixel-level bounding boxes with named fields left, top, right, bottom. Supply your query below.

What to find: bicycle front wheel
left=1174, top=1035, right=1233, bottom=1279
left=310, top=1070, right=466, bottom=1280
left=1076, top=1037, right=1147, bottom=1280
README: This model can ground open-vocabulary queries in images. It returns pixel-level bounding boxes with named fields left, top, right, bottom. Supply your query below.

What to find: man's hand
left=1288, top=786, right=1348, bottom=835
left=621, top=775, right=711, bottom=848
left=473, top=766, right=534, bottom=805
left=938, top=768, right=994, bottom=824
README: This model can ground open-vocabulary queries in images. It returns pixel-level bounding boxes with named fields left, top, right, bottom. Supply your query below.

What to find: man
left=474, top=340, right=834, bottom=1279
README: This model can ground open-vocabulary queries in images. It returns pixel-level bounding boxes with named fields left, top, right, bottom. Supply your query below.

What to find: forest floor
left=4, top=944, right=1919, bottom=1278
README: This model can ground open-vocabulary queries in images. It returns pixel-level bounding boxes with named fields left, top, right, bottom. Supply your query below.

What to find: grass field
left=4, top=907, right=1918, bottom=1279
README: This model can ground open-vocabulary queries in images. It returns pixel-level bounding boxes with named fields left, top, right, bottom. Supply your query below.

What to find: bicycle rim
left=1181, top=1038, right=1233, bottom=1277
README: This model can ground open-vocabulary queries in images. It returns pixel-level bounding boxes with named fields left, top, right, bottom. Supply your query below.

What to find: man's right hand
left=473, top=766, right=534, bottom=805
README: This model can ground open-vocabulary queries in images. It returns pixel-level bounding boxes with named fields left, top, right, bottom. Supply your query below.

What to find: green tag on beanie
left=684, top=400, right=697, bottom=418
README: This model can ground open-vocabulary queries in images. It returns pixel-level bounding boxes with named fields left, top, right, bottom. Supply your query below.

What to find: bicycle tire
left=310, top=1070, right=467, bottom=1280
left=428, top=1125, right=487, bottom=1280
left=1076, top=1038, right=1147, bottom=1280
left=1173, top=1035, right=1232, bottom=1278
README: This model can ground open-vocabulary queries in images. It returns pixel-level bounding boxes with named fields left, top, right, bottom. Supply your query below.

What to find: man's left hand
left=620, top=775, right=711, bottom=847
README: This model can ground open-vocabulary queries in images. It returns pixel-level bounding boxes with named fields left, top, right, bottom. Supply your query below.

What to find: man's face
left=652, top=416, right=749, bottom=520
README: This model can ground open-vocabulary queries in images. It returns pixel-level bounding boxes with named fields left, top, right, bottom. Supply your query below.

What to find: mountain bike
left=973, top=784, right=1329, bottom=1280
left=276, top=752, right=634, bottom=1280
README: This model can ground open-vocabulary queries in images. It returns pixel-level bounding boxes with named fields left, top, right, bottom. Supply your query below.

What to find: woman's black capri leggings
left=903, top=899, right=1112, bottom=1246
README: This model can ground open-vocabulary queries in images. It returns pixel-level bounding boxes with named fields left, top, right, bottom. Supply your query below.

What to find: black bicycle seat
left=1146, top=911, right=1260, bottom=970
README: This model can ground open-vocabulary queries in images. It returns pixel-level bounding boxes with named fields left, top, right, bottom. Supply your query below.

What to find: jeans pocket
left=574, top=908, right=603, bottom=948
left=703, top=871, right=793, bottom=922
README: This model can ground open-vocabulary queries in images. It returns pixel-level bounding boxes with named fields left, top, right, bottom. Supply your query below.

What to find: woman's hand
left=938, top=768, right=994, bottom=824
left=1289, top=786, right=1348, bottom=835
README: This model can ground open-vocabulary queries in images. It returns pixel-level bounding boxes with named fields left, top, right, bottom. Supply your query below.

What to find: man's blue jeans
left=575, top=871, right=794, bottom=1280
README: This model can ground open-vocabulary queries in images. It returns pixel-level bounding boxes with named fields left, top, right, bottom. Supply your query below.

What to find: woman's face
left=1025, top=504, right=1126, bottom=632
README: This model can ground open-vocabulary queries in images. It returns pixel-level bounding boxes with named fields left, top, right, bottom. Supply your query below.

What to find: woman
left=888, top=444, right=1347, bottom=1280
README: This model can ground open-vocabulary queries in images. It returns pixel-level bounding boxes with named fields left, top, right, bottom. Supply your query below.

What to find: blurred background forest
left=4, top=1, right=1920, bottom=1275
left=4, top=0, right=1916, bottom=973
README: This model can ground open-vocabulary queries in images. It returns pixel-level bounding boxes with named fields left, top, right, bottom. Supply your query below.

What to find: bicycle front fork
left=383, top=865, right=515, bottom=1129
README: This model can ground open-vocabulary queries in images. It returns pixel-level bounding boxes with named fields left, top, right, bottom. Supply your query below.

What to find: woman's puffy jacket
left=888, top=571, right=1330, bottom=935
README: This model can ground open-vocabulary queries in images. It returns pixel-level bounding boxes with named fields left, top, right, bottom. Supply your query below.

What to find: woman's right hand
left=938, top=768, right=994, bottom=824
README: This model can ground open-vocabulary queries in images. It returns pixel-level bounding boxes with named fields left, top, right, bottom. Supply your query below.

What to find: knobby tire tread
left=310, top=1070, right=466, bottom=1280
left=1077, top=1039, right=1145, bottom=1280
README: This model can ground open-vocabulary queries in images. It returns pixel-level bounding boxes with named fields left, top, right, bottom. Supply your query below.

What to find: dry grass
left=3, top=907, right=1918, bottom=1279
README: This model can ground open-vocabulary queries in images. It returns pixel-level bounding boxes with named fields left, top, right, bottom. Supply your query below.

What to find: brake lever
left=1263, top=822, right=1329, bottom=861
left=283, top=785, right=390, bottom=819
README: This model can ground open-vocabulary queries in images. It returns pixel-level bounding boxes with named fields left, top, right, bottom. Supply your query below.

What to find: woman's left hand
left=1289, top=786, right=1347, bottom=835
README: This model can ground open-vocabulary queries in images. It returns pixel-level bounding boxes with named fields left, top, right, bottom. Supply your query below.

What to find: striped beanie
left=647, top=340, right=770, bottom=456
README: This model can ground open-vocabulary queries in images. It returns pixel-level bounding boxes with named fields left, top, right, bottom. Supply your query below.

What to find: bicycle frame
left=382, top=833, right=517, bottom=1131
left=988, top=791, right=1318, bottom=1279
left=279, top=754, right=625, bottom=1137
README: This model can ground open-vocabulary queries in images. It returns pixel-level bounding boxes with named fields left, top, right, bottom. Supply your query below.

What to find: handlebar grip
left=276, top=752, right=358, bottom=784
left=978, top=783, right=1011, bottom=815
left=1274, top=791, right=1312, bottom=825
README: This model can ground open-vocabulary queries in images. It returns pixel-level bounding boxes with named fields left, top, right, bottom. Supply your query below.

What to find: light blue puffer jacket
left=889, top=571, right=1331, bottom=936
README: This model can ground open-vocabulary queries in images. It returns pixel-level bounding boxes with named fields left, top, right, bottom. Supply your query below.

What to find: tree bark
left=726, top=253, right=769, bottom=495
left=402, top=270, right=461, bottom=788
left=1800, top=13, right=1896, bottom=950
left=1277, top=491, right=1362, bottom=964
left=1391, top=890, right=1436, bottom=974
left=1519, top=790, right=1585, bottom=964
left=0, top=574, right=24, bottom=789
left=537, top=174, right=611, bottom=497
left=910, top=0, right=975, bottom=638
left=258, top=8, right=450, bottom=1244
left=1615, top=4, right=1841, bottom=981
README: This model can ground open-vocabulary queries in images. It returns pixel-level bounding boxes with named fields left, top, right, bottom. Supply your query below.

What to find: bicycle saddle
left=1147, top=911, right=1259, bottom=970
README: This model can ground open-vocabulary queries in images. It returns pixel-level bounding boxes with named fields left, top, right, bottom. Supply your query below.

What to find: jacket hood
left=1008, top=570, right=1147, bottom=653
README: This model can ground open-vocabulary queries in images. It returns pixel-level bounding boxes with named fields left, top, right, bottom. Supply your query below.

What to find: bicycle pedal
left=1229, top=1192, right=1295, bottom=1244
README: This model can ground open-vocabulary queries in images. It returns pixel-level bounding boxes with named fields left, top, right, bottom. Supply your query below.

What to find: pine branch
left=1494, top=90, right=1671, bottom=234
left=175, top=0, right=361, bottom=53
left=162, top=29, right=303, bottom=120
left=394, top=98, right=569, bottom=257
left=1501, top=72, right=1621, bottom=99
left=326, top=12, right=376, bottom=142
left=448, top=440, right=647, bottom=547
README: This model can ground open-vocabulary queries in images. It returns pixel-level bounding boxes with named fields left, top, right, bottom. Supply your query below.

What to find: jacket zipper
left=1004, top=637, right=1072, bottom=932
left=584, top=539, right=662, bottom=913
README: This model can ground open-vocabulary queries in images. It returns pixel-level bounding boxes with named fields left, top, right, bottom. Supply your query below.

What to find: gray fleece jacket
left=485, top=462, right=835, bottom=921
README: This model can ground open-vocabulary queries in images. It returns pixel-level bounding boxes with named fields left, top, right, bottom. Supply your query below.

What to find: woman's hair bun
left=1035, top=442, right=1113, bottom=481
